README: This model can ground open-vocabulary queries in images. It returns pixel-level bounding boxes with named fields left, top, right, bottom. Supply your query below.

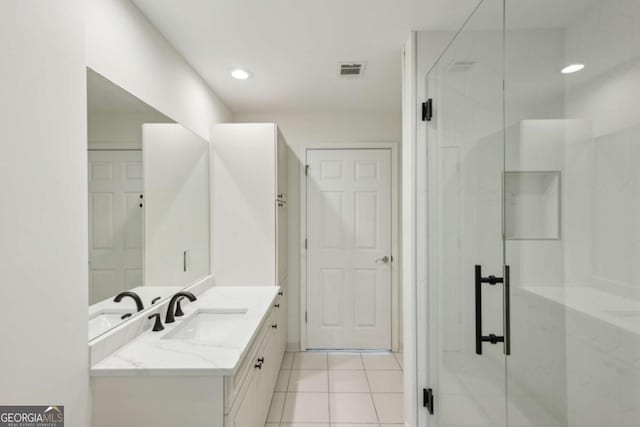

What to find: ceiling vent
left=338, top=62, right=366, bottom=78
left=448, top=61, right=476, bottom=72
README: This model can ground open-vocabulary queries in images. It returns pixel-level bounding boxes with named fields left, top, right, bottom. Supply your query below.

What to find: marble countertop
left=90, top=286, right=279, bottom=377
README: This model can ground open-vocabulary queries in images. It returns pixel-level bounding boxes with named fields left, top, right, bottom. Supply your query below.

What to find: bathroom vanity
left=88, top=120, right=290, bottom=427
left=90, top=285, right=287, bottom=427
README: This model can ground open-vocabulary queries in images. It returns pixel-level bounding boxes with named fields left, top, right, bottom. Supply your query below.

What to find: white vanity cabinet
left=91, top=290, right=287, bottom=427
left=225, top=292, right=286, bottom=427
left=225, top=298, right=286, bottom=427
left=210, top=123, right=288, bottom=288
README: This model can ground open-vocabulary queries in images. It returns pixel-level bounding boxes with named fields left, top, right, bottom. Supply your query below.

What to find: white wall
left=0, top=2, right=88, bottom=426
left=233, top=111, right=402, bottom=348
left=86, top=0, right=232, bottom=140
left=401, top=31, right=418, bottom=427
left=88, top=111, right=172, bottom=149
left=143, top=124, right=210, bottom=287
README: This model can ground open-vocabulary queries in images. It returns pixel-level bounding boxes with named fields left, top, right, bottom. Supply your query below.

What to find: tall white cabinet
left=210, top=123, right=288, bottom=289
left=209, top=123, right=288, bottom=427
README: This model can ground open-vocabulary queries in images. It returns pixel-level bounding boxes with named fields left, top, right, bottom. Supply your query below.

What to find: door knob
left=376, top=256, right=390, bottom=264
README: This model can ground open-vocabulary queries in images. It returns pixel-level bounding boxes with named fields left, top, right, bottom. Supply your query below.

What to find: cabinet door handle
left=255, top=357, right=264, bottom=369
left=274, top=303, right=280, bottom=308
left=271, top=324, right=278, bottom=329
left=278, top=291, right=283, bottom=296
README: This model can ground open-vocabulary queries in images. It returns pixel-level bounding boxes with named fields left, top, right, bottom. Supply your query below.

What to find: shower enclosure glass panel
left=426, top=0, right=507, bottom=425
left=425, top=0, right=640, bottom=425
left=505, top=0, right=640, bottom=425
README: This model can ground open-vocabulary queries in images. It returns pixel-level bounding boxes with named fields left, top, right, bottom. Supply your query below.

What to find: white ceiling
left=131, top=0, right=480, bottom=114
left=131, top=0, right=595, bottom=115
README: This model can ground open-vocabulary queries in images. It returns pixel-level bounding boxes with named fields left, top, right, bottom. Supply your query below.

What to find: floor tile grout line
left=393, top=352, right=402, bottom=368
left=273, top=352, right=289, bottom=424
left=366, top=369, right=404, bottom=394
left=283, top=391, right=405, bottom=395
left=279, top=352, right=297, bottom=424
left=284, top=364, right=293, bottom=394
left=361, top=361, right=381, bottom=424
left=278, top=424, right=390, bottom=425
left=359, top=351, right=383, bottom=424
left=278, top=392, right=284, bottom=425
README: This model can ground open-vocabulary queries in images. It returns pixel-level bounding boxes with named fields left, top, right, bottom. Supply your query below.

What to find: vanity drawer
left=226, top=318, right=277, bottom=427
left=275, top=281, right=287, bottom=352
left=224, top=306, right=277, bottom=414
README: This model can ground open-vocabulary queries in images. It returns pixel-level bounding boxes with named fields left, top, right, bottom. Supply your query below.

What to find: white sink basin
left=163, top=309, right=248, bottom=343
left=89, top=309, right=131, bottom=339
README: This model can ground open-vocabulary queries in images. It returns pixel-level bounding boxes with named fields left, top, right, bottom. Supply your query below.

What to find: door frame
left=299, top=142, right=400, bottom=351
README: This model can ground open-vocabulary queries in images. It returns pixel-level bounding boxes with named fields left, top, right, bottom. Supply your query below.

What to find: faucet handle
left=148, top=313, right=164, bottom=332
left=175, top=298, right=185, bottom=317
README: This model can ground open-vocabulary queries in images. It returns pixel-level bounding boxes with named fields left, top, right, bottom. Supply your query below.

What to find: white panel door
left=88, top=150, right=144, bottom=304
left=306, top=149, right=392, bottom=349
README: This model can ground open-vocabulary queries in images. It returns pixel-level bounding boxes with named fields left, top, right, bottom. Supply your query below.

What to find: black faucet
left=114, top=291, right=144, bottom=312
left=174, top=297, right=186, bottom=317
left=148, top=313, right=165, bottom=332
left=165, top=291, right=197, bottom=323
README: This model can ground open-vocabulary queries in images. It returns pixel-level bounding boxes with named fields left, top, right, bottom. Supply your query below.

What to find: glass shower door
left=424, top=1, right=640, bottom=425
left=426, top=0, right=508, bottom=425
left=503, top=0, right=640, bottom=426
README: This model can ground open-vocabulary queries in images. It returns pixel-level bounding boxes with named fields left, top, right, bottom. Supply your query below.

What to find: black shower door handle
left=475, top=265, right=510, bottom=356
left=503, top=265, right=511, bottom=356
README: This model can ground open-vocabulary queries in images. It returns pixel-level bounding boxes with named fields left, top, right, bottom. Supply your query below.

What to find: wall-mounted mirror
left=87, top=69, right=210, bottom=341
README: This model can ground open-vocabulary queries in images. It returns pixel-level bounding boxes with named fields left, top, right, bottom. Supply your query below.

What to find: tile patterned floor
left=266, top=351, right=404, bottom=427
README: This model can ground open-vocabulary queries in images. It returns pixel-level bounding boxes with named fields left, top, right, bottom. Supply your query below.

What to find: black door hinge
left=422, top=99, right=433, bottom=122
left=423, top=388, right=434, bottom=415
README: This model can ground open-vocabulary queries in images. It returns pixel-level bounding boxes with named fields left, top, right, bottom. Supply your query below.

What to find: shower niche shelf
left=504, top=171, right=560, bottom=240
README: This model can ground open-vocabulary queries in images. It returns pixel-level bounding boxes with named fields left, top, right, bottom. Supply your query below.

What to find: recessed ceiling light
left=561, top=64, right=585, bottom=74
left=231, top=69, right=250, bottom=80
